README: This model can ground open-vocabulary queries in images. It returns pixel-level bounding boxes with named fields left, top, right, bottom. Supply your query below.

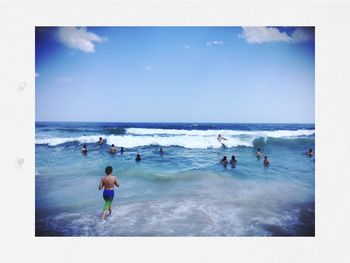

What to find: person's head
left=232, top=155, right=236, bottom=160
left=99, top=137, right=102, bottom=140
left=121, top=147, right=124, bottom=150
left=257, top=148, right=260, bottom=152
left=264, top=156, right=268, bottom=159
left=223, top=156, right=227, bottom=160
left=137, top=154, right=140, bottom=158
left=105, top=166, right=113, bottom=175
left=308, top=148, right=313, bottom=153
left=112, top=144, right=115, bottom=147
left=218, top=134, right=221, bottom=137
left=83, top=144, right=86, bottom=148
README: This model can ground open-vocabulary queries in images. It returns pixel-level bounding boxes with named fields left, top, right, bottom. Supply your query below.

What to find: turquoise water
left=35, top=122, right=315, bottom=236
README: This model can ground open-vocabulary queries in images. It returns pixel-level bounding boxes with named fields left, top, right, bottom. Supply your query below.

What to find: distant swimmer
left=98, top=166, right=120, bottom=221
left=109, top=144, right=117, bottom=154
left=220, top=156, right=228, bottom=165
left=263, top=156, right=270, bottom=166
left=81, top=144, right=88, bottom=154
left=256, top=148, right=263, bottom=158
left=120, top=147, right=124, bottom=154
left=230, top=155, right=237, bottom=167
left=135, top=154, right=142, bottom=162
left=98, top=137, right=104, bottom=145
left=307, top=148, right=313, bottom=157
left=217, top=134, right=227, bottom=142
left=160, top=147, right=163, bottom=155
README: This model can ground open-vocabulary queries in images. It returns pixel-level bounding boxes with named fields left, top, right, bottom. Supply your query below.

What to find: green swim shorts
left=103, top=200, right=112, bottom=210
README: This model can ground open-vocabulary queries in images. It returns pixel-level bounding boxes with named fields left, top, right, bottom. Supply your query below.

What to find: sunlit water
left=36, top=122, right=315, bottom=236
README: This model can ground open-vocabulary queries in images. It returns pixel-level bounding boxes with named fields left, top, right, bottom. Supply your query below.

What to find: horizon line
left=35, top=120, right=315, bottom=125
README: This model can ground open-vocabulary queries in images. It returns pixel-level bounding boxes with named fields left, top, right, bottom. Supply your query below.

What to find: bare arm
left=114, top=177, right=120, bottom=188
left=98, top=177, right=104, bottom=190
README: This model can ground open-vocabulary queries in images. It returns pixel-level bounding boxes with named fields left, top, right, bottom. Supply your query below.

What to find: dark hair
left=105, top=166, right=113, bottom=175
left=112, top=144, right=115, bottom=147
left=309, top=148, right=313, bottom=152
left=231, top=155, right=236, bottom=160
left=99, top=137, right=102, bottom=140
left=257, top=148, right=260, bottom=151
left=223, top=156, right=227, bottom=160
left=264, top=156, right=268, bottom=159
left=83, top=144, right=86, bottom=148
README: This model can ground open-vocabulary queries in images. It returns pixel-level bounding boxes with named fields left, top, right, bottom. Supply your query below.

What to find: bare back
left=100, top=175, right=118, bottom=190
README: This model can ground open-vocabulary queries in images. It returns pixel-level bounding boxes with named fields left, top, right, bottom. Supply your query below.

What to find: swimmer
left=98, top=137, right=103, bottom=145
left=120, top=147, right=124, bottom=154
left=81, top=144, right=88, bottom=154
left=263, top=156, right=270, bottom=166
left=220, top=156, right=228, bottom=165
left=98, top=166, right=120, bottom=221
left=256, top=148, right=263, bottom=158
left=217, top=134, right=227, bottom=142
left=307, top=148, right=313, bottom=157
left=160, top=147, right=163, bottom=154
left=109, top=144, right=117, bottom=154
left=230, top=155, right=237, bottom=167
left=135, top=154, right=142, bottom=162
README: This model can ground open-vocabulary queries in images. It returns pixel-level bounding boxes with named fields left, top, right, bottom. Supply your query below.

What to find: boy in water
left=81, top=144, right=88, bottom=154
left=135, top=154, right=142, bottom=162
left=263, top=156, right=270, bottom=166
left=109, top=144, right=117, bottom=154
left=220, top=156, right=228, bottom=165
left=98, top=166, right=120, bottom=221
left=98, top=137, right=103, bottom=145
left=217, top=134, right=227, bottom=142
left=256, top=148, right=262, bottom=158
left=230, top=155, right=237, bottom=167
left=307, top=148, right=313, bottom=157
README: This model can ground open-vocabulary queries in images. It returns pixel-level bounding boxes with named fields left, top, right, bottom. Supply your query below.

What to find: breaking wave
left=35, top=128, right=314, bottom=148
left=126, top=128, right=315, bottom=137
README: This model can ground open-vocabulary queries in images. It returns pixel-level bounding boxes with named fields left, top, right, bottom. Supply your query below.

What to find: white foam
left=106, top=134, right=252, bottom=149
left=35, top=135, right=107, bottom=146
left=126, top=128, right=315, bottom=138
left=43, top=178, right=313, bottom=236
left=35, top=129, right=314, bottom=148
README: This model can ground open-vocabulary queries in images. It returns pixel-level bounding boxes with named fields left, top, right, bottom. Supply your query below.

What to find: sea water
left=35, top=122, right=315, bottom=236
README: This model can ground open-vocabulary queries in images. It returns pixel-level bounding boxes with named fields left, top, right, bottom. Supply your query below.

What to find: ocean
left=35, top=122, right=315, bottom=236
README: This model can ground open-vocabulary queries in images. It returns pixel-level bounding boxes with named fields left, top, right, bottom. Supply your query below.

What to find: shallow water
left=35, top=122, right=315, bottom=236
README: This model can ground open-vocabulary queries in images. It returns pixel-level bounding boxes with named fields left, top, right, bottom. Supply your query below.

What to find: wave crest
left=35, top=128, right=314, bottom=148
left=126, top=128, right=315, bottom=138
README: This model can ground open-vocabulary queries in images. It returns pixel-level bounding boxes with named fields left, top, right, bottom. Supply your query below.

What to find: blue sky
left=35, top=27, right=314, bottom=123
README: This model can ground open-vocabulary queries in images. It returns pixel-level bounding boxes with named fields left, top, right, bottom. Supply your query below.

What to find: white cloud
left=291, top=27, right=314, bottom=43
left=240, top=27, right=292, bottom=44
left=58, top=77, right=71, bottom=83
left=206, top=40, right=224, bottom=46
left=57, top=27, right=106, bottom=53
left=183, top=45, right=191, bottom=49
left=145, top=66, right=152, bottom=71
left=240, top=27, right=314, bottom=44
left=35, top=72, right=39, bottom=78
